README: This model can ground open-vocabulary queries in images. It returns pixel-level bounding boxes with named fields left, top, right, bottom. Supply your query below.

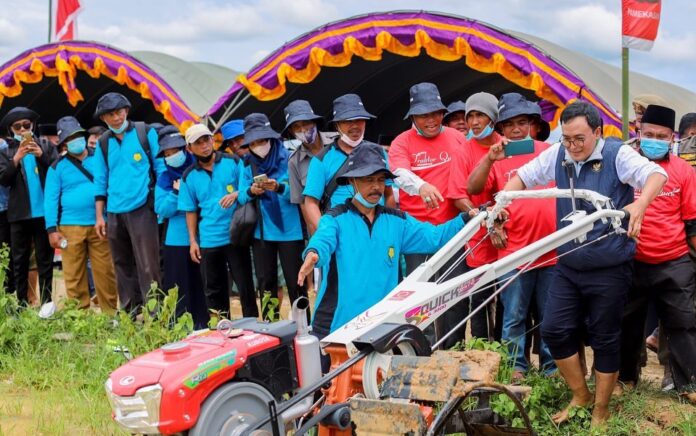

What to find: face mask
left=640, top=137, right=671, bottom=160
left=294, top=126, right=318, bottom=145
left=165, top=150, right=186, bottom=168
left=338, top=126, right=364, bottom=148
left=67, top=137, right=87, bottom=155
left=108, top=119, right=128, bottom=134
left=196, top=152, right=214, bottom=163
left=251, top=140, right=271, bottom=158
left=413, top=123, right=444, bottom=138
left=352, top=181, right=379, bottom=209
left=13, top=134, right=22, bottom=142
left=466, top=123, right=494, bottom=141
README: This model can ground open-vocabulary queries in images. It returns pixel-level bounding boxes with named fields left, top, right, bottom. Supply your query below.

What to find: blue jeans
left=500, top=266, right=556, bottom=374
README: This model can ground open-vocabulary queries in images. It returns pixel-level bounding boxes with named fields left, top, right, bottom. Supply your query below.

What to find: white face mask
left=252, top=140, right=271, bottom=158
left=338, top=126, right=364, bottom=148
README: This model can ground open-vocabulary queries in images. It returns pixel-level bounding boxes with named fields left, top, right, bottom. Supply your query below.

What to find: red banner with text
left=622, top=0, right=661, bottom=51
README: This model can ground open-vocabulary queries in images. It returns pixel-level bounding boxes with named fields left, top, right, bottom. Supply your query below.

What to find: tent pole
left=621, top=47, right=629, bottom=141
left=213, top=92, right=252, bottom=133
left=48, top=0, right=53, bottom=43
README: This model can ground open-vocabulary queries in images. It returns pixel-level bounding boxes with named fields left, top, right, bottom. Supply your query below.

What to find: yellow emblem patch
left=133, top=152, right=142, bottom=162
left=592, top=161, right=602, bottom=172
left=388, top=247, right=395, bottom=260
left=226, top=184, right=234, bottom=193
left=34, top=167, right=39, bottom=174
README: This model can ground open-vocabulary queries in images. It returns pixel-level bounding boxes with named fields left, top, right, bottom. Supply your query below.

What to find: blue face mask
left=165, top=150, right=187, bottom=168
left=466, top=123, right=494, bottom=141
left=67, top=137, right=87, bottom=155
left=414, top=124, right=444, bottom=138
left=640, top=137, right=671, bottom=160
left=13, top=134, right=23, bottom=142
left=352, top=182, right=379, bottom=209
left=108, top=119, right=128, bottom=134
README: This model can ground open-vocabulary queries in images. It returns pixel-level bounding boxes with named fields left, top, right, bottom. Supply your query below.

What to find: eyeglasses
left=561, top=137, right=586, bottom=147
left=11, top=121, right=32, bottom=131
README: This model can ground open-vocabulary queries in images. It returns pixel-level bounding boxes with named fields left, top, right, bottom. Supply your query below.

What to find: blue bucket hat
left=221, top=119, right=244, bottom=141
left=94, top=92, right=131, bottom=119
left=330, top=94, right=375, bottom=123
left=443, top=101, right=467, bottom=123
left=56, top=116, right=86, bottom=146
left=0, top=107, right=39, bottom=132
left=336, top=143, right=395, bottom=185
left=404, top=82, right=447, bottom=119
left=156, top=125, right=186, bottom=157
left=283, top=100, right=323, bottom=134
left=242, top=113, right=281, bottom=146
left=497, top=93, right=542, bottom=124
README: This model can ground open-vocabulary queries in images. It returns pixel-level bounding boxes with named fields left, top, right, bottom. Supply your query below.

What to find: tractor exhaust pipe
left=284, top=297, right=322, bottom=422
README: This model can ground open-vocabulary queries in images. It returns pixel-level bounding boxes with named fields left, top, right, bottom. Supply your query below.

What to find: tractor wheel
left=189, top=381, right=282, bottom=436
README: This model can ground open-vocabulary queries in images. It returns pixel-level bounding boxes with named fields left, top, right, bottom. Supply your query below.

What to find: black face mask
left=196, top=152, right=214, bottom=163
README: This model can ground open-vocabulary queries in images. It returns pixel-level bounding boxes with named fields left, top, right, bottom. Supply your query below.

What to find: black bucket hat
left=156, top=125, right=186, bottom=157
left=56, top=116, right=86, bottom=146
left=496, top=93, right=551, bottom=141
left=0, top=107, right=39, bottom=132
left=94, top=92, right=131, bottom=119
left=404, top=82, right=447, bottom=119
left=642, top=104, right=676, bottom=131
left=283, top=100, right=323, bottom=134
left=336, top=143, right=395, bottom=185
left=242, top=113, right=281, bottom=146
left=443, top=101, right=467, bottom=123
left=330, top=94, right=375, bottom=123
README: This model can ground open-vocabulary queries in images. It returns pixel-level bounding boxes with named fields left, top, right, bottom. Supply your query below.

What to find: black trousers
left=405, top=253, right=471, bottom=348
left=201, top=244, right=255, bottom=317
left=619, top=256, right=696, bottom=391
left=107, top=204, right=161, bottom=314
left=0, top=211, right=15, bottom=294
left=163, top=245, right=209, bottom=329
left=10, top=217, right=53, bottom=303
left=542, top=262, right=632, bottom=373
left=252, top=239, right=306, bottom=321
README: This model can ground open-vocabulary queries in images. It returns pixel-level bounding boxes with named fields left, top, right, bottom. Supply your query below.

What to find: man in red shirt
left=447, top=92, right=501, bottom=340
left=389, top=82, right=468, bottom=346
left=467, top=93, right=557, bottom=378
left=618, top=104, right=696, bottom=404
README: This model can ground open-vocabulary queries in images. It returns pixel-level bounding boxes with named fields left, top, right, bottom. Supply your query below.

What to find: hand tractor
left=106, top=188, right=629, bottom=435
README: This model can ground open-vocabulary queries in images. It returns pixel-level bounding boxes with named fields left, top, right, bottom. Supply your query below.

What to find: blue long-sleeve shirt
left=92, top=122, right=165, bottom=213
left=178, top=152, right=241, bottom=248
left=237, top=160, right=303, bottom=242
left=44, top=151, right=100, bottom=232
left=304, top=201, right=468, bottom=335
left=155, top=183, right=189, bottom=247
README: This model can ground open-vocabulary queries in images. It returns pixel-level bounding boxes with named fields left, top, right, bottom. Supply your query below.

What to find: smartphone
left=253, top=173, right=269, bottom=184
left=504, top=138, right=535, bottom=157
left=21, top=132, right=33, bottom=143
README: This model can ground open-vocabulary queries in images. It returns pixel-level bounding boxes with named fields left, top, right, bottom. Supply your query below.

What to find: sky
left=0, top=0, right=695, bottom=94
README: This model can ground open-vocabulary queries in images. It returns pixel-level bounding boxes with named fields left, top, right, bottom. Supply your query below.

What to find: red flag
left=54, top=0, right=83, bottom=42
left=622, top=0, right=661, bottom=51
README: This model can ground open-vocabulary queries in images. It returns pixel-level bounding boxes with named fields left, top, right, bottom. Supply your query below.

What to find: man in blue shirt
left=178, top=124, right=256, bottom=318
left=298, top=145, right=472, bottom=338
left=91, top=93, right=165, bottom=314
left=0, top=107, right=57, bottom=304
left=44, top=116, right=118, bottom=315
left=302, top=94, right=395, bottom=235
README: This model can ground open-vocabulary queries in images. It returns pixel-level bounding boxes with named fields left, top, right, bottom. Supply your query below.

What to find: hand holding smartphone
left=253, top=173, right=269, bottom=184
left=504, top=138, right=535, bottom=157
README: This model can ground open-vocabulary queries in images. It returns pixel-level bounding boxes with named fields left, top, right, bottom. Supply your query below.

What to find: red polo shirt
left=488, top=141, right=557, bottom=268
left=635, top=155, right=696, bottom=264
left=447, top=134, right=500, bottom=267
left=389, top=127, right=463, bottom=224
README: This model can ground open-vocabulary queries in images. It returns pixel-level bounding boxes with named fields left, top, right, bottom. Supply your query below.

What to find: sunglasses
left=11, top=121, right=32, bottom=131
